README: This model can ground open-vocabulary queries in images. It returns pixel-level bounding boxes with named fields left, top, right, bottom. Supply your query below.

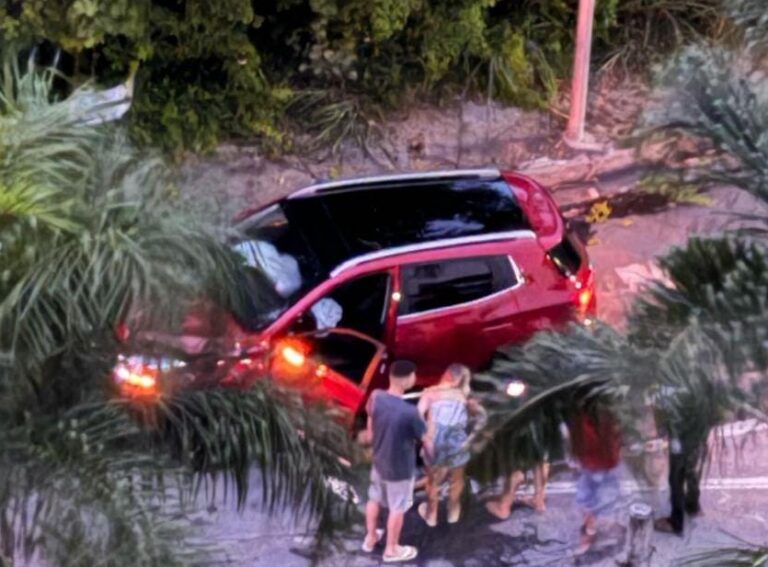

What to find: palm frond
left=1, top=382, right=358, bottom=566
left=679, top=544, right=768, bottom=566
left=468, top=323, right=653, bottom=482
left=0, top=53, right=355, bottom=565
left=629, top=236, right=768, bottom=376
left=643, top=46, right=768, bottom=211
left=726, top=0, right=768, bottom=58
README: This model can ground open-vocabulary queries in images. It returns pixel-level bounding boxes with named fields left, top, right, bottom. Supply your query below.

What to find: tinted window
left=232, top=205, right=326, bottom=330
left=283, top=178, right=529, bottom=268
left=548, top=232, right=583, bottom=277
left=309, top=273, right=390, bottom=341
left=399, top=256, right=517, bottom=315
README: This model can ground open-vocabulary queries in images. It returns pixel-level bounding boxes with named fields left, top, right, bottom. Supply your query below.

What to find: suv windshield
left=232, top=205, right=324, bottom=331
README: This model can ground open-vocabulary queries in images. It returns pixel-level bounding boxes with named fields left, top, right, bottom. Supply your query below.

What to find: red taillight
left=578, top=288, right=593, bottom=309
left=116, top=323, right=130, bottom=342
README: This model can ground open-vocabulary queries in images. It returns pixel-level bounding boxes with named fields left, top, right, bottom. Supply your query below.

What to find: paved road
left=195, top=421, right=768, bottom=566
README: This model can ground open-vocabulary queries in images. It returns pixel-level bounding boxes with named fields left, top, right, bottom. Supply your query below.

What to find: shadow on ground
left=308, top=499, right=626, bottom=566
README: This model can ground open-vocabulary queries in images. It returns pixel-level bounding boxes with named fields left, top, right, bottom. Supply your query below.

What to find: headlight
left=506, top=380, right=527, bottom=398
left=113, top=355, right=186, bottom=396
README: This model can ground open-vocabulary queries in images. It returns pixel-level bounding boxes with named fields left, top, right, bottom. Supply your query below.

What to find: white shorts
left=368, top=467, right=415, bottom=513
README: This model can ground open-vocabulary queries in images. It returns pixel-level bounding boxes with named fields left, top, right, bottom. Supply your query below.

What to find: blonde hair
left=443, top=363, right=472, bottom=395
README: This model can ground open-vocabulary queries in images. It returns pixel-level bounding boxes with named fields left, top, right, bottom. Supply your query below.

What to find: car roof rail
left=330, top=229, right=536, bottom=277
left=288, top=168, right=501, bottom=199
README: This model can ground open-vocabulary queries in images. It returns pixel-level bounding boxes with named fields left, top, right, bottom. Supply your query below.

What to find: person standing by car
left=362, top=360, right=431, bottom=563
left=417, top=364, right=486, bottom=526
left=568, top=405, right=622, bottom=556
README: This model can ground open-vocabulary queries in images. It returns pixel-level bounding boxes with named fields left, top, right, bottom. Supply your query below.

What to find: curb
left=517, top=142, right=669, bottom=189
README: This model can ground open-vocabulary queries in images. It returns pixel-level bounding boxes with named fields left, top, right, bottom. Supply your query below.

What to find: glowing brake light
left=123, top=372, right=156, bottom=390
left=113, top=357, right=158, bottom=395
left=115, top=322, right=130, bottom=342
left=281, top=345, right=306, bottom=367
left=578, top=288, right=593, bottom=309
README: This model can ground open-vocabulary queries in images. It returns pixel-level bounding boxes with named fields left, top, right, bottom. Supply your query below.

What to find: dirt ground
left=179, top=72, right=650, bottom=224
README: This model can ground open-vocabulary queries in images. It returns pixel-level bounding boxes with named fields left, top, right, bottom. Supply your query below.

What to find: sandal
left=361, top=528, right=384, bottom=553
left=418, top=502, right=437, bottom=527
left=383, top=545, right=418, bottom=563
left=654, top=518, right=682, bottom=536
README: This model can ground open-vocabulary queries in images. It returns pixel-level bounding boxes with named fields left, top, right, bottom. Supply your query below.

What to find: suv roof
left=288, top=168, right=501, bottom=197
left=238, top=170, right=532, bottom=279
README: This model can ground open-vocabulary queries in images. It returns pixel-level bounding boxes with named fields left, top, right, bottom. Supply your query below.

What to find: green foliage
left=595, top=0, right=727, bottom=71
left=0, top=60, right=357, bottom=564
left=631, top=237, right=768, bottom=352
left=469, top=323, right=644, bottom=483
left=726, top=0, right=768, bottom=57
left=645, top=46, right=768, bottom=210
left=288, top=89, right=382, bottom=156
left=0, top=0, right=731, bottom=153
left=470, top=322, right=741, bottom=485
left=679, top=544, right=768, bottom=566
left=638, top=173, right=713, bottom=206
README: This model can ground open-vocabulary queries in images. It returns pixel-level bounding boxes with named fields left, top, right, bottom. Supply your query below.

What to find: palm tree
left=0, top=53, right=356, bottom=566
left=469, top=12, right=768, bottom=565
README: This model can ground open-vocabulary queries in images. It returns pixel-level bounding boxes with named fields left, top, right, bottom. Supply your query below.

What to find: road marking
left=512, top=476, right=768, bottom=496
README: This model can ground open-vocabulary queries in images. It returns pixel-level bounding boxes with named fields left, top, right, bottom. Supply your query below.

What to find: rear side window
left=548, top=232, right=583, bottom=277
left=399, top=256, right=517, bottom=315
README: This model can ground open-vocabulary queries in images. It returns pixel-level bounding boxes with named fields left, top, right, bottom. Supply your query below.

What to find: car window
left=283, top=179, right=529, bottom=264
left=298, top=272, right=391, bottom=340
left=232, top=204, right=325, bottom=330
left=548, top=231, right=584, bottom=277
left=399, top=256, right=517, bottom=315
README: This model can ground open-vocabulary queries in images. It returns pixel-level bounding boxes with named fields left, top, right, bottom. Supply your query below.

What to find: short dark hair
left=390, top=360, right=416, bottom=380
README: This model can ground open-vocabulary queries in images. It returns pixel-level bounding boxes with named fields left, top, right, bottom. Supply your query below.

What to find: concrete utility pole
left=565, top=0, right=596, bottom=145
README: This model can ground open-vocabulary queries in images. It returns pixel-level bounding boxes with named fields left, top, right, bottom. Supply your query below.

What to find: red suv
left=115, top=170, right=594, bottom=421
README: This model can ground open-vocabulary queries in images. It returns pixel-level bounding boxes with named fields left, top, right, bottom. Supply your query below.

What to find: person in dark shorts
left=362, top=360, right=431, bottom=563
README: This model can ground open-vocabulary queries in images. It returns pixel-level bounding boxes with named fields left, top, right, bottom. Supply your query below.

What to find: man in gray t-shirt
left=362, top=360, right=430, bottom=563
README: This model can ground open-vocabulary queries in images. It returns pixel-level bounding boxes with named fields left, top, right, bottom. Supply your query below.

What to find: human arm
left=357, top=393, right=377, bottom=445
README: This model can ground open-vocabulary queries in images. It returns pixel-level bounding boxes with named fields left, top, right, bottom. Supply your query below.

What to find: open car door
left=269, top=328, right=387, bottom=418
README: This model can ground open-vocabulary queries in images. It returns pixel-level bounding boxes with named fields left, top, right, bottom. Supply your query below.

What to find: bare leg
left=384, top=511, right=406, bottom=557
left=447, top=467, right=465, bottom=523
left=575, top=512, right=597, bottom=555
left=485, top=470, right=525, bottom=520
left=532, top=462, right=550, bottom=512
left=420, top=467, right=446, bottom=526
left=364, top=500, right=381, bottom=549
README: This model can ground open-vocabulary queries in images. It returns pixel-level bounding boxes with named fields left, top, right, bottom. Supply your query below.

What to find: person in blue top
left=362, top=360, right=431, bottom=563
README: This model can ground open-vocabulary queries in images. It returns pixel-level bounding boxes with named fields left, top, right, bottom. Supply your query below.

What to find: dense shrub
left=0, top=0, right=729, bottom=153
